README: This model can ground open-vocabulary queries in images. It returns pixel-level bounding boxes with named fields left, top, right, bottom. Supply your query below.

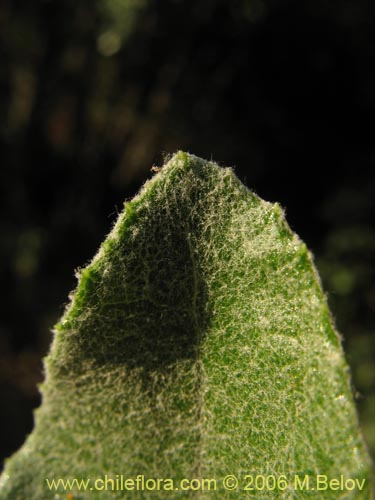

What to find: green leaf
left=0, top=152, right=372, bottom=499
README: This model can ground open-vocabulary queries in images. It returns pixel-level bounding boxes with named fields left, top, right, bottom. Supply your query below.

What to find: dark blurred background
left=0, top=0, right=374, bottom=470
